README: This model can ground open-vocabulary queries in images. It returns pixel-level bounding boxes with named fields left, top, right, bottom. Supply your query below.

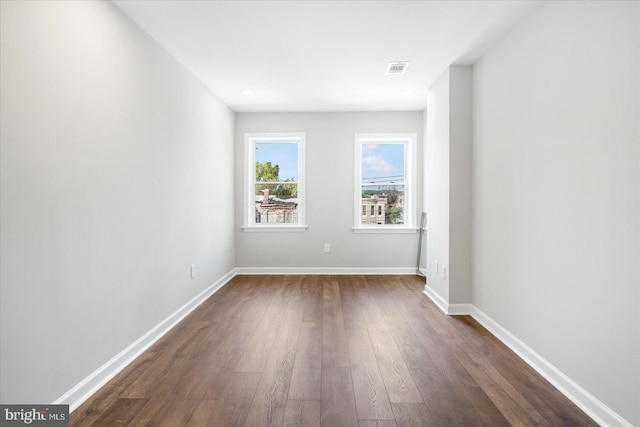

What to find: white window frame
left=353, top=133, right=416, bottom=233
left=243, top=132, right=307, bottom=232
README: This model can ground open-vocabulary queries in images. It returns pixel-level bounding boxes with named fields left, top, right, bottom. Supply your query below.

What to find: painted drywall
left=425, top=71, right=450, bottom=303
left=0, top=0, right=235, bottom=404
left=448, top=66, right=473, bottom=305
left=424, top=66, right=473, bottom=306
left=473, top=1, right=640, bottom=424
left=235, top=112, right=423, bottom=270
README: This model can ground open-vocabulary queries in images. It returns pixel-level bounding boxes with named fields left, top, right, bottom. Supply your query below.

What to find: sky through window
left=361, top=143, right=405, bottom=184
left=255, top=142, right=298, bottom=181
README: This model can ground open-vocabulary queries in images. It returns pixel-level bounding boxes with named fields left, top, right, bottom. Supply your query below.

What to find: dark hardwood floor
left=70, top=275, right=597, bottom=426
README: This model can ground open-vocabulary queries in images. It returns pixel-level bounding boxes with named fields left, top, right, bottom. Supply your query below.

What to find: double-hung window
left=354, top=133, right=416, bottom=232
left=244, top=133, right=306, bottom=231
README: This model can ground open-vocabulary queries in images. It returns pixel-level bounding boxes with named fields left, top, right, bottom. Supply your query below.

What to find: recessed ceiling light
left=386, top=61, right=411, bottom=74
left=241, top=89, right=254, bottom=96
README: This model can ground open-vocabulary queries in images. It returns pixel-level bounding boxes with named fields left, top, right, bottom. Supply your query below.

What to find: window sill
left=352, top=227, right=418, bottom=234
left=242, top=225, right=309, bottom=233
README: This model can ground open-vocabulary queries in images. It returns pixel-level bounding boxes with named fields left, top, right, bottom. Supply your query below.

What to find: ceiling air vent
left=386, top=61, right=411, bottom=74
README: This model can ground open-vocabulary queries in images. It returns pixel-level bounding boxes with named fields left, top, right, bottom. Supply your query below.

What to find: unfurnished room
left=0, top=1, right=639, bottom=426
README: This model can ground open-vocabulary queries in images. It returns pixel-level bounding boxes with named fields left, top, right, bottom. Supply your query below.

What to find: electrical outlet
left=190, top=265, right=196, bottom=279
left=435, top=260, right=439, bottom=274
left=441, top=266, right=446, bottom=280
left=324, top=243, right=331, bottom=253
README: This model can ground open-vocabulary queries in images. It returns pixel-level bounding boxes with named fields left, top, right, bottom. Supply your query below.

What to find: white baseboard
left=423, top=285, right=449, bottom=314
left=423, top=285, right=472, bottom=315
left=447, top=303, right=473, bottom=315
left=55, top=268, right=237, bottom=412
left=470, top=306, right=633, bottom=427
left=235, top=266, right=418, bottom=275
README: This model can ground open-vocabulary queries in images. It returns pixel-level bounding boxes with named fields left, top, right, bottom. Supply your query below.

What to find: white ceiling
left=114, top=0, right=539, bottom=112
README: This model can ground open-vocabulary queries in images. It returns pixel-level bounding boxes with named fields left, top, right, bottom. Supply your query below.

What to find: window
left=354, top=133, right=416, bottom=232
left=244, top=133, right=306, bottom=231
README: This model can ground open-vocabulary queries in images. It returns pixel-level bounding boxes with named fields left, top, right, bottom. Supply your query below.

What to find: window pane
left=256, top=143, right=298, bottom=183
left=361, top=144, right=404, bottom=184
left=255, top=183, right=298, bottom=224
left=246, top=133, right=305, bottom=229
left=361, top=185, right=405, bottom=225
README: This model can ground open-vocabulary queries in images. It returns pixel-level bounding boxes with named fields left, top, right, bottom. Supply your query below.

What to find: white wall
left=425, top=66, right=473, bottom=306
left=425, top=71, right=450, bottom=302
left=0, top=0, right=235, bottom=404
left=473, top=1, right=639, bottom=424
left=448, top=66, right=473, bottom=305
left=235, top=112, right=423, bottom=271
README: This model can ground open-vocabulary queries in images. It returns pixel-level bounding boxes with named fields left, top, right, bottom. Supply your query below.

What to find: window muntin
left=244, top=133, right=306, bottom=230
left=354, top=134, right=415, bottom=230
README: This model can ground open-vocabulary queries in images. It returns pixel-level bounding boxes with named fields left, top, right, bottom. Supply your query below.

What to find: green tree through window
left=256, top=161, right=298, bottom=196
left=256, top=161, right=279, bottom=182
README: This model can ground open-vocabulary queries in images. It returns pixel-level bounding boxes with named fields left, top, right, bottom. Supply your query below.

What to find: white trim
left=55, top=268, right=237, bottom=412
left=242, top=225, right=308, bottom=232
left=447, top=303, right=473, bottom=315
left=423, top=285, right=472, bottom=315
left=244, top=132, right=306, bottom=229
left=354, top=133, right=417, bottom=230
left=423, top=284, right=449, bottom=314
left=470, top=306, right=633, bottom=427
left=236, top=267, right=418, bottom=275
left=352, top=227, right=418, bottom=234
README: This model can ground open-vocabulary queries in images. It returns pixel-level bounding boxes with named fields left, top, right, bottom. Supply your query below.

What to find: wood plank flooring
left=70, top=275, right=597, bottom=426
